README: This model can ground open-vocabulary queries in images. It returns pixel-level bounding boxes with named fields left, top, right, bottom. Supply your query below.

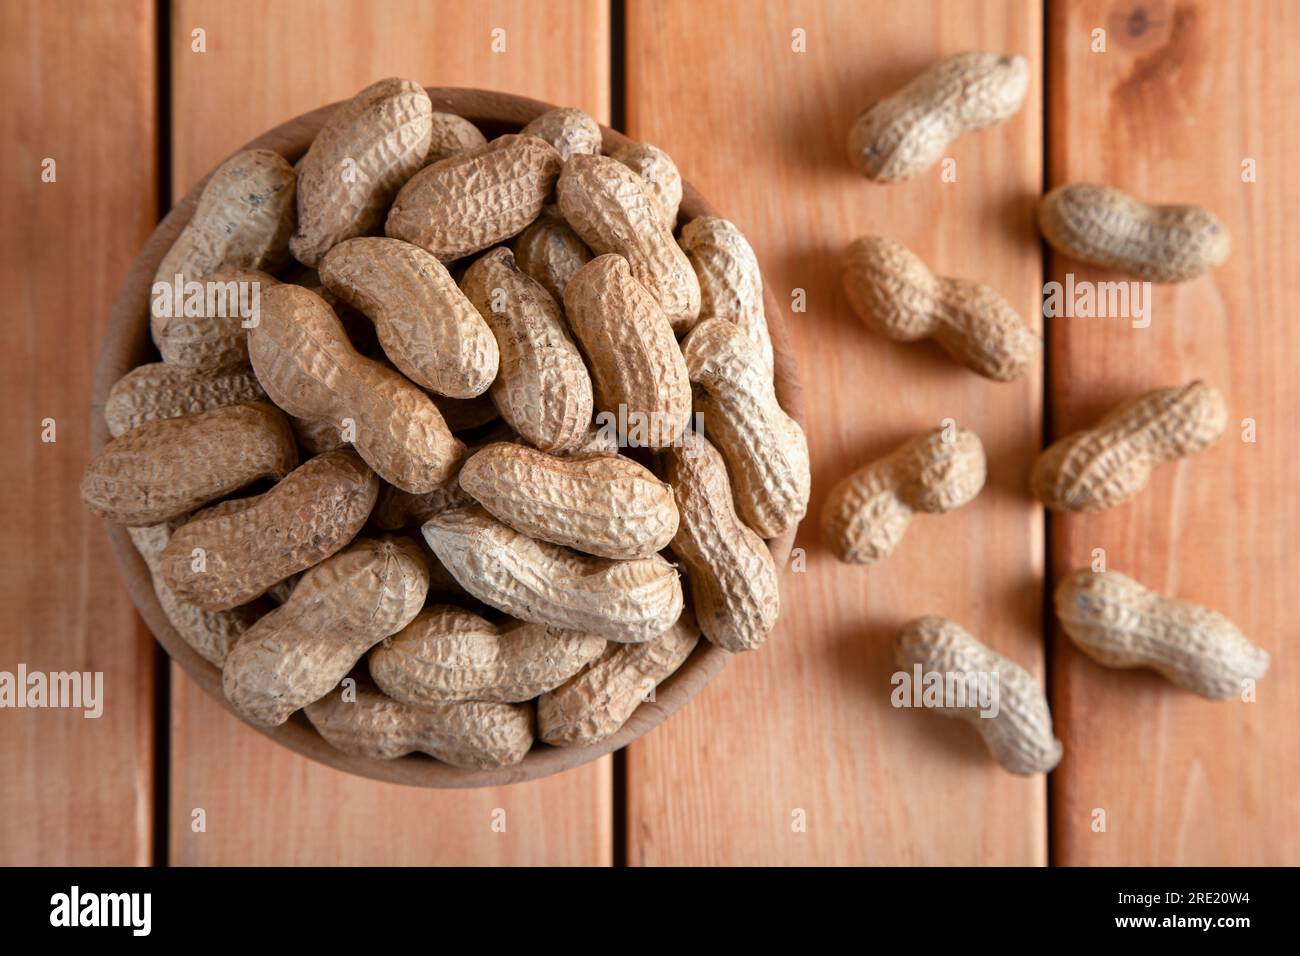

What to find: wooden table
left=2, top=0, right=1295, bottom=866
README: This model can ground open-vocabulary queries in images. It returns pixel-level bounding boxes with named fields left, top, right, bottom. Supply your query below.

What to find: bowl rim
left=90, top=86, right=805, bottom=788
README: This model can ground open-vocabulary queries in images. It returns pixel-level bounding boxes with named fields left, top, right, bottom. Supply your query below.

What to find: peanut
left=104, top=362, right=266, bottom=438
left=247, top=283, right=464, bottom=493
left=304, top=680, right=533, bottom=769
left=82, top=401, right=297, bottom=525
left=129, top=522, right=269, bottom=667
left=289, top=415, right=348, bottom=456
left=611, top=142, right=682, bottom=228
left=538, top=611, right=699, bottom=746
left=154, top=268, right=279, bottom=371
left=370, top=425, right=517, bottom=530
left=422, top=505, right=684, bottom=643
left=1038, top=183, right=1231, bottom=283
left=678, top=216, right=774, bottom=376
left=151, top=149, right=295, bottom=298
left=521, top=107, right=602, bottom=161
left=159, top=450, right=378, bottom=610
left=681, top=318, right=810, bottom=538
left=290, top=78, right=433, bottom=267
left=427, top=111, right=487, bottom=161
left=458, top=441, right=679, bottom=559
left=1054, top=570, right=1269, bottom=699
left=568, top=422, right=621, bottom=457
left=222, top=536, right=428, bottom=727
left=842, top=236, right=1040, bottom=382
left=386, top=134, right=562, bottom=261
left=557, top=154, right=701, bottom=332
left=895, top=616, right=1061, bottom=775
left=319, top=237, right=499, bottom=398
left=1032, top=380, right=1226, bottom=512
left=848, top=51, right=1029, bottom=183
left=369, top=605, right=606, bottom=704
left=822, top=426, right=986, bottom=565
left=563, top=254, right=692, bottom=449
left=664, top=431, right=779, bottom=651
left=460, top=247, right=594, bottom=453
left=512, top=208, right=593, bottom=304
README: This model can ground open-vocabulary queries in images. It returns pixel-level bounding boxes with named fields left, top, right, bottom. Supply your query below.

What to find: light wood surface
left=165, top=0, right=614, bottom=866
left=624, top=0, right=1047, bottom=865
left=0, top=0, right=158, bottom=866
left=1046, top=0, right=1300, bottom=865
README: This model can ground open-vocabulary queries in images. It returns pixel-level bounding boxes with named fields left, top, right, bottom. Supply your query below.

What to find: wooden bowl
left=90, top=88, right=804, bottom=788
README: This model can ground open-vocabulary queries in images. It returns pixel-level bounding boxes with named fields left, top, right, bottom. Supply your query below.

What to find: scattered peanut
left=1038, top=183, right=1231, bottom=283
left=895, top=616, right=1061, bottom=775
left=369, top=605, right=606, bottom=704
left=386, top=134, right=562, bottom=261
left=557, top=153, right=701, bottom=332
left=681, top=318, right=809, bottom=537
left=538, top=611, right=700, bottom=746
left=564, top=254, right=692, bottom=448
left=848, top=51, right=1029, bottom=183
left=1032, top=380, right=1226, bottom=512
left=304, top=680, right=533, bottom=769
left=422, top=505, right=684, bottom=643
left=160, top=450, right=378, bottom=610
left=842, top=236, right=1040, bottom=382
left=427, top=111, right=487, bottom=162
left=247, top=283, right=464, bottom=493
left=664, top=431, right=779, bottom=651
left=458, top=441, right=679, bottom=559
left=82, top=401, right=297, bottom=525
left=610, top=142, right=682, bottom=228
left=290, top=78, right=432, bottom=266
left=679, top=216, right=774, bottom=376
left=822, top=426, right=986, bottom=565
left=1054, top=570, right=1268, bottom=699
left=104, top=362, right=266, bottom=438
left=512, top=208, right=593, bottom=304
left=222, top=536, right=428, bottom=727
left=521, top=107, right=602, bottom=161
left=460, top=247, right=594, bottom=453
left=320, top=237, right=499, bottom=398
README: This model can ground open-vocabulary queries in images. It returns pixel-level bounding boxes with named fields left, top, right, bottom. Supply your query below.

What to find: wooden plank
left=0, top=0, right=157, bottom=865
left=167, top=0, right=612, bottom=865
left=1047, top=0, right=1300, bottom=865
left=624, top=0, right=1046, bottom=864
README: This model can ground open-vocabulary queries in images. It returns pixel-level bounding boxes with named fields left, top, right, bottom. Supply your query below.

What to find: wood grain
left=1046, top=0, right=1300, bottom=865
left=0, top=0, right=158, bottom=864
left=166, top=0, right=613, bottom=865
left=625, top=0, right=1048, bottom=864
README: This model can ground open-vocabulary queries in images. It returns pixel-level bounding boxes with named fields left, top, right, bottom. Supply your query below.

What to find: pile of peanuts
left=836, top=52, right=1267, bottom=774
left=82, top=79, right=809, bottom=771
